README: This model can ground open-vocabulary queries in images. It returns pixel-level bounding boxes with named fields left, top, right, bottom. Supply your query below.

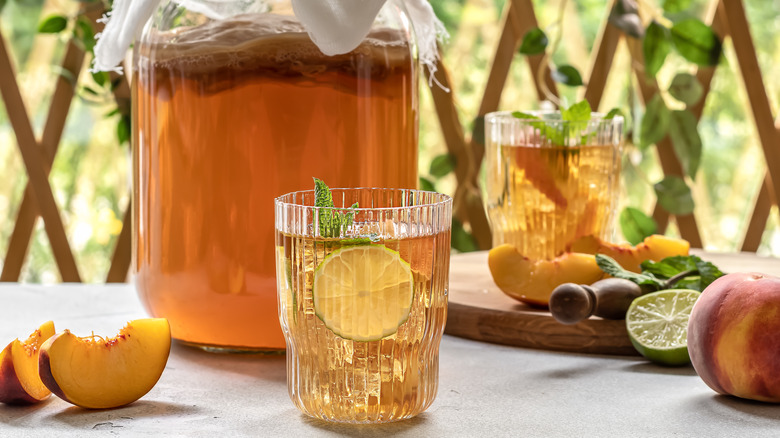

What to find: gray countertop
left=0, top=280, right=778, bottom=437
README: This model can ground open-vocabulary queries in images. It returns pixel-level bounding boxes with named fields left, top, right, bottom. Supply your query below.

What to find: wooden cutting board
left=444, top=250, right=780, bottom=356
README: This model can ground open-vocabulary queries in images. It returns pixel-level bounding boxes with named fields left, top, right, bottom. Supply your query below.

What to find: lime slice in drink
left=625, top=289, right=700, bottom=366
left=313, top=244, right=414, bottom=342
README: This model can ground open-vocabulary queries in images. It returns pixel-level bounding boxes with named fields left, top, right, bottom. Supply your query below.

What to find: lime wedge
left=313, top=245, right=414, bottom=342
left=625, top=289, right=700, bottom=366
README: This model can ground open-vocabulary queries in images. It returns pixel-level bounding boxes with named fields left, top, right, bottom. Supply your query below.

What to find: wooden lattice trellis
left=0, top=0, right=778, bottom=283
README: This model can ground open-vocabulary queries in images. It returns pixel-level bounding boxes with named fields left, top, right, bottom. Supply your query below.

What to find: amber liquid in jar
left=133, top=14, right=417, bottom=350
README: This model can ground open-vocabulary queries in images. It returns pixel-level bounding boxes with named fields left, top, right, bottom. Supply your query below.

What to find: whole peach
left=687, top=272, right=780, bottom=403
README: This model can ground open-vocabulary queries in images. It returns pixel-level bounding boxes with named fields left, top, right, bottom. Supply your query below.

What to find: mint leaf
left=511, top=111, right=540, bottom=120
left=604, top=108, right=624, bottom=120
left=314, top=177, right=336, bottom=237
left=512, top=100, right=593, bottom=146
left=562, top=100, right=592, bottom=123
left=694, top=257, right=724, bottom=289
left=563, top=100, right=592, bottom=145
left=340, top=202, right=358, bottom=230
left=313, top=178, right=359, bottom=238
left=595, top=254, right=662, bottom=288
left=512, top=111, right=563, bottom=145
left=314, top=178, right=334, bottom=208
left=641, top=256, right=696, bottom=278
left=639, top=254, right=725, bottom=292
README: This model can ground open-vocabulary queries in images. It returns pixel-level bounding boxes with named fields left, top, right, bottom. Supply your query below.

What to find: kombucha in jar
left=132, top=2, right=418, bottom=351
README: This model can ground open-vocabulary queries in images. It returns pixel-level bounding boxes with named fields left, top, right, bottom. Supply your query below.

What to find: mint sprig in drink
left=275, top=182, right=452, bottom=423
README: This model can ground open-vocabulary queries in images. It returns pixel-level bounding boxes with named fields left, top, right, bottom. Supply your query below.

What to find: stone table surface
left=1, top=252, right=780, bottom=437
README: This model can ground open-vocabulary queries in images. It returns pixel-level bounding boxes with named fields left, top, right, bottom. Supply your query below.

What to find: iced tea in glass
left=484, top=111, right=623, bottom=260
left=275, top=187, right=452, bottom=423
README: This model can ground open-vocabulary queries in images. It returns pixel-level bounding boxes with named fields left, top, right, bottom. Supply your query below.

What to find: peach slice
left=569, top=234, right=690, bottom=273
left=0, top=321, right=56, bottom=405
left=39, top=318, right=171, bottom=409
left=488, top=244, right=604, bottom=307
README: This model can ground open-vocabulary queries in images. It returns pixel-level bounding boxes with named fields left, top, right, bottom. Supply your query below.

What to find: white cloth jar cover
left=93, top=0, right=446, bottom=79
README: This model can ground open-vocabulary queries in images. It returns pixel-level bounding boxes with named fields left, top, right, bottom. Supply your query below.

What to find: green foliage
left=512, top=100, right=593, bottom=146
left=668, top=110, right=702, bottom=179
left=313, top=178, right=357, bottom=238
left=419, top=177, right=436, bottom=192
left=654, top=176, right=695, bottom=215
left=92, top=71, right=110, bottom=87
left=620, top=207, right=657, bottom=245
left=643, top=21, right=670, bottom=77
left=74, top=16, right=95, bottom=51
left=639, top=94, right=670, bottom=148
left=519, top=28, right=548, bottom=55
left=451, top=218, right=479, bottom=253
left=670, top=18, right=722, bottom=66
left=640, top=255, right=724, bottom=291
left=604, top=108, right=624, bottom=120
left=561, top=100, right=591, bottom=122
left=551, top=65, right=583, bottom=86
left=668, top=73, right=703, bottom=105
left=471, top=115, right=485, bottom=146
left=626, top=8, right=722, bottom=235
left=598, top=253, right=724, bottom=292
left=116, top=115, right=131, bottom=146
left=38, top=15, right=67, bottom=33
left=662, top=0, right=693, bottom=14
left=429, top=153, right=456, bottom=178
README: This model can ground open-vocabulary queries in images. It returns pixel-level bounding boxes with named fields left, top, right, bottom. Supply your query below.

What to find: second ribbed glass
left=275, top=187, right=452, bottom=423
left=485, top=111, right=623, bottom=260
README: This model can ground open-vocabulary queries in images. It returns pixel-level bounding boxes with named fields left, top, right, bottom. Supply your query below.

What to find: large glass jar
left=132, top=0, right=418, bottom=351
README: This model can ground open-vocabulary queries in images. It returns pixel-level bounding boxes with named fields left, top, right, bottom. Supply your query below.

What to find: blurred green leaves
left=640, top=95, right=670, bottom=148
left=519, top=28, right=548, bottom=55
left=38, top=15, right=67, bottom=33
left=668, top=110, right=702, bottom=180
left=670, top=19, right=722, bottom=66
left=551, top=65, right=583, bottom=86
left=429, top=153, right=456, bottom=178
left=654, top=176, right=695, bottom=216
left=662, top=0, right=693, bottom=14
left=643, top=21, right=670, bottom=77
left=452, top=218, right=479, bottom=253
left=668, top=73, right=703, bottom=105
left=620, top=207, right=658, bottom=245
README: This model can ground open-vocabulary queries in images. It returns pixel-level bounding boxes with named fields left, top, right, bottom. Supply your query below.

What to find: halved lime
left=626, top=289, right=701, bottom=366
left=313, top=245, right=414, bottom=342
